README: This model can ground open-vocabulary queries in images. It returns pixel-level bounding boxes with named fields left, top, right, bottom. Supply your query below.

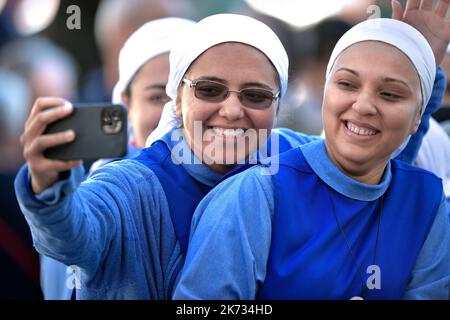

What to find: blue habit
left=15, top=128, right=314, bottom=299
left=258, top=141, right=443, bottom=299
left=173, top=140, right=450, bottom=300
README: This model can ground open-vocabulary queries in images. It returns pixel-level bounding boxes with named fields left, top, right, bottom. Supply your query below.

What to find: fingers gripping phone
left=43, top=103, right=128, bottom=160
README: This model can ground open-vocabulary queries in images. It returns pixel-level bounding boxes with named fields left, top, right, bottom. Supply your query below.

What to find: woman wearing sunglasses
left=37, top=17, right=196, bottom=300
left=14, top=14, right=319, bottom=299
left=173, top=1, right=450, bottom=300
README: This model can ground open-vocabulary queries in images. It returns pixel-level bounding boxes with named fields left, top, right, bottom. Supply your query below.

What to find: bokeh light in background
left=0, top=0, right=7, bottom=13
left=13, top=0, right=60, bottom=35
left=244, top=0, right=363, bottom=28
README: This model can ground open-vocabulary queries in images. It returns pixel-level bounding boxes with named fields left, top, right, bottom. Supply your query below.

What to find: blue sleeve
left=15, top=160, right=183, bottom=299
left=18, top=166, right=84, bottom=299
left=15, top=161, right=167, bottom=272
left=33, top=166, right=85, bottom=205
left=14, top=164, right=119, bottom=273
left=403, top=193, right=450, bottom=299
left=40, top=255, right=73, bottom=300
left=395, top=66, right=447, bottom=164
left=173, top=166, right=274, bottom=300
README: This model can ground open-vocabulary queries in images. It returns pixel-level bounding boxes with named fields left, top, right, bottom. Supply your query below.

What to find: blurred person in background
left=440, top=45, right=450, bottom=109
left=414, top=118, right=450, bottom=211
left=0, top=34, right=78, bottom=300
left=414, top=43, right=450, bottom=210
left=0, top=2, right=17, bottom=49
left=0, top=70, right=30, bottom=171
left=0, top=69, right=41, bottom=299
left=81, top=0, right=192, bottom=102
left=0, top=35, right=78, bottom=101
left=433, top=44, right=450, bottom=132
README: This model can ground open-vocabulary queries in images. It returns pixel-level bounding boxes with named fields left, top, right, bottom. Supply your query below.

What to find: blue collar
left=300, top=139, right=391, bottom=201
left=158, top=130, right=222, bottom=187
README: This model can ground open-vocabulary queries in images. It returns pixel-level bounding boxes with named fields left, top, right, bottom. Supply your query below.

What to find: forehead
left=140, top=53, right=170, bottom=73
left=133, top=53, right=170, bottom=83
left=332, top=41, right=420, bottom=85
left=186, top=42, right=278, bottom=84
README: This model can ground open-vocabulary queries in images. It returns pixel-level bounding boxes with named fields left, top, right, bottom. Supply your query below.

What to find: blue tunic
left=258, top=141, right=442, bottom=299
left=173, top=140, right=450, bottom=299
left=15, top=128, right=314, bottom=299
left=39, top=145, right=141, bottom=300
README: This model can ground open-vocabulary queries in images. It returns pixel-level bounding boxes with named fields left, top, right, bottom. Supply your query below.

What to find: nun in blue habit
left=37, top=17, right=196, bottom=300
left=173, top=13, right=450, bottom=299
left=14, top=14, right=320, bottom=299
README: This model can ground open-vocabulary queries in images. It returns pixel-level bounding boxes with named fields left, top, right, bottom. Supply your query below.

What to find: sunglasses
left=182, top=79, right=279, bottom=110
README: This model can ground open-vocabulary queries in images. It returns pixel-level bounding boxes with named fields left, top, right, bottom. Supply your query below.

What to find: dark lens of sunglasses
left=241, top=89, right=274, bottom=109
left=194, top=81, right=274, bottom=109
left=195, top=82, right=227, bottom=102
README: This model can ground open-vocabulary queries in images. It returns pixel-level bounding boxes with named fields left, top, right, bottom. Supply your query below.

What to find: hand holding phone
left=21, top=97, right=82, bottom=194
left=43, top=103, right=128, bottom=161
left=21, top=98, right=128, bottom=194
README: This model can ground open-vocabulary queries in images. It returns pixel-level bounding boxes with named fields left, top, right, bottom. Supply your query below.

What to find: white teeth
left=346, top=122, right=377, bottom=136
left=212, top=127, right=245, bottom=137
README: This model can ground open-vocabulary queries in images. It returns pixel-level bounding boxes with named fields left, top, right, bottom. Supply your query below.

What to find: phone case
left=43, top=103, right=128, bottom=161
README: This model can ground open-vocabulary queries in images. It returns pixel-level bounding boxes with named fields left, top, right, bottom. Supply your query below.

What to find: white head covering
left=91, top=18, right=195, bottom=172
left=146, top=13, right=289, bottom=147
left=325, top=18, right=436, bottom=157
left=112, top=17, right=196, bottom=104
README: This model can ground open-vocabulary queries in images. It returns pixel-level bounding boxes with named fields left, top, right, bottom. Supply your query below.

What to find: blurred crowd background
left=0, top=0, right=449, bottom=299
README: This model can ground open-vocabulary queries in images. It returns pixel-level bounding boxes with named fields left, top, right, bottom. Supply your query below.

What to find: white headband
left=112, top=17, right=196, bottom=104
left=146, top=13, right=288, bottom=147
left=326, top=18, right=436, bottom=116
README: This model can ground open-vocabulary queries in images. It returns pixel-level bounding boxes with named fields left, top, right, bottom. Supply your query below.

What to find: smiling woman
left=323, top=41, right=424, bottom=184
left=177, top=42, right=279, bottom=173
left=173, top=3, right=450, bottom=300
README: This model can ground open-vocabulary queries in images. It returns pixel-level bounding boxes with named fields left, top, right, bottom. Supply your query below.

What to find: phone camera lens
left=101, top=107, right=123, bottom=134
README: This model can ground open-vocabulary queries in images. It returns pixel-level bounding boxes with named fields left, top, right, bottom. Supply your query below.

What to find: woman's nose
left=351, top=91, right=377, bottom=116
left=218, top=92, right=245, bottom=120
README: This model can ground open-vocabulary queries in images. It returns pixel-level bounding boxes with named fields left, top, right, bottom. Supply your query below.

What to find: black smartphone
left=43, top=103, right=128, bottom=161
